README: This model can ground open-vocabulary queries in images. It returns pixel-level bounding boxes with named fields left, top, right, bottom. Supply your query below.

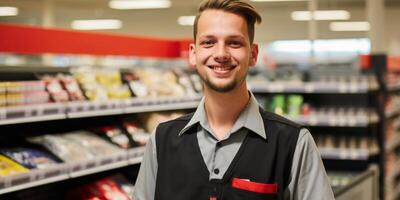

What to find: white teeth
left=212, top=66, right=234, bottom=71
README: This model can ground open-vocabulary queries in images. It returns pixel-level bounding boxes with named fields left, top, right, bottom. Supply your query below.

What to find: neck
left=204, top=83, right=250, bottom=140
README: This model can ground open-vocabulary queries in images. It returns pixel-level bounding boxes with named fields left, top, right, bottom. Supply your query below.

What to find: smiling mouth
left=208, top=65, right=236, bottom=71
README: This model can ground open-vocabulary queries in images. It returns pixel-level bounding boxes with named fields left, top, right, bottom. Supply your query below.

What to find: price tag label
left=24, top=106, right=33, bottom=118
left=0, top=107, right=6, bottom=120
left=305, top=84, right=315, bottom=93
left=270, top=84, right=284, bottom=93
left=37, top=105, right=44, bottom=116
left=309, top=116, right=318, bottom=126
left=328, top=116, right=337, bottom=126
left=338, top=84, right=347, bottom=93
left=348, top=117, right=356, bottom=127
left=349, top=83, right=359, bottom=93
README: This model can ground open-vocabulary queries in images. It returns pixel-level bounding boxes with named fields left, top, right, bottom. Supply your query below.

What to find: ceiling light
left=109, top=0, right=171, bottom=10
left=0, top=7, right=18, bottom=16
left=291, top=10, right=350, bottom=21
left=330, top=21, right=370, bottom=31
left=178, top=16, right=195, bottom=26
left=71, top=19, right=122, bottom=30
left=251, top=0, right=307, bottom=2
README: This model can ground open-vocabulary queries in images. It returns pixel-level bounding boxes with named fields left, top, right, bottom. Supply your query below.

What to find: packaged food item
left=0, top=82, right=6, bottom=94
left=287, top=95, right=303, bottom=117
left=6, top=93, right=24, bottom=106
left=0, top=94, right=5, bottom=107
left=28, top=134, right=94, bottom=162
left=107, top=85, right=131, bottom=100
left=6, top=91, right=50, bottom=106
left=0, top=148, right=60, bottom=169
left=6, top=82, right=23, bottom=93
left=123, top=121, right=149, bottom=146
left=110, top=174, right=135, bottom=198
left=73, top=67, right=131, bottom=101
left=62, top=131, right=123, bottom=156
left=0, top=154, right=29, bottom=177
left=173, top=68, right=198, bottom=96
left=123, top=72, right=148, bottom=97
left=58, top=74, right=86, bottom=101
left=93, top=126, right=132, bottom=149
left=6, top=81, right=46, bottom=93
left=41, top=75, right=69, bottom=102
left=270, top=95, right=285, bottom=115
left=66, top=176, right=131, bottom=200
left=190, top=73, right=203, bottom=93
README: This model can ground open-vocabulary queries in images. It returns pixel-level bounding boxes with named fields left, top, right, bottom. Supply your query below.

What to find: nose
left=213, top=42, right=230, bottom=63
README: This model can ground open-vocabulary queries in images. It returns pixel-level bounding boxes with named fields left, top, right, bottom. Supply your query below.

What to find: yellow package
left=0, top=82, right=6, bottom=94
left=0, top=94, right=6, bottom=107
left=6, top=82, right=23, bottom=93
left=6, top=93, right=24, bottom=106
left=0, top=155, right=29, bottom=177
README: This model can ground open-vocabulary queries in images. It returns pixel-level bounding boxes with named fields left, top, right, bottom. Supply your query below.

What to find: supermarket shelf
left=0, top=103, right=67, bottom=125
left=286, top=113, right=379, bottom=127
left=0, top=65, right=70, bottom=73
left=0, top=147, right=145, bottom=195
left=250, top=82, right=376, bottom=94
left=66, top=100, right=124, bottom=119
left=0, top=96, right=379, bottom=128
left=0, top=96, right=201, bottom=125
left=319, top=149, right=373, bottom=160
left=0, top=114, right=65, bottom=125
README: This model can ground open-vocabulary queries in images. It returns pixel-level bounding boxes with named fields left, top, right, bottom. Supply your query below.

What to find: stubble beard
left=197, top=71, right=246, bottom=93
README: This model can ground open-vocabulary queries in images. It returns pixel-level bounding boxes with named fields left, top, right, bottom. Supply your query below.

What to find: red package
left=66, top=177, right=130, bottom=200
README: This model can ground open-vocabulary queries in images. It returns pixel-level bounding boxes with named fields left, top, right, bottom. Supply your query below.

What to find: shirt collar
left=178, top=91, right=266, bottom=140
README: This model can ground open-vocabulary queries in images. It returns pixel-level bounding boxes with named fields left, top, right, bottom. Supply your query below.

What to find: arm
left=133, top=133, right=158, bottom=200
left=287, top=128, right=335, bottom=200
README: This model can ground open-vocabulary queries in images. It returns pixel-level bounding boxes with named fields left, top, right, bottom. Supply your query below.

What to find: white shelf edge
left=69, top=160, right=129, bottom=178
left=0, top=148, right=144, bottom=195
left=249, top=83, right=372, bottom=94
left=0, top=174, right=69, bottom=195
left=124, top=101, right=199, bottom=114
left=67, top=108, right=124, bottom=118
left=0, top=114, right=66, bottom=125
left=129, top=157, right=143, bottom=165
left=319, top=149, right=370, bottom=160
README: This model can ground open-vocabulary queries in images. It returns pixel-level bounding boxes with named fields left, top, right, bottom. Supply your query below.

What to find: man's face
left=189, top=9, right=258, bottom=93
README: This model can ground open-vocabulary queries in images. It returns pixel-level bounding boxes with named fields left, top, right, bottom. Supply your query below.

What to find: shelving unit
left=0, top=147, right=144, bottom=195
left=250, top=81, right=378, bottom=94
left=0, top=96, right=202, bottom=125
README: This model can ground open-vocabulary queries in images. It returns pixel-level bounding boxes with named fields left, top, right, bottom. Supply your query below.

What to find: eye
left=228, top=40, right=243, bottom=48
left=200, top=40, right=215, bottom=48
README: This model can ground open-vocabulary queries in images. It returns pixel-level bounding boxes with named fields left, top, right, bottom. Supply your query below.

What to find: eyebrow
left=198, top=35, right=246, bottom=40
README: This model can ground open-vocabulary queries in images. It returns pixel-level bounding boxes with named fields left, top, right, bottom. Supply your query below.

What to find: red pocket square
left=231, top=178, right=278, bottom=194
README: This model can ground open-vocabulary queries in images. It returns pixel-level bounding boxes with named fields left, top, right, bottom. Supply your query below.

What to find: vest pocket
left=232, top=187, right=278, bottom=200
left=230, top=178, right=278, bottom=200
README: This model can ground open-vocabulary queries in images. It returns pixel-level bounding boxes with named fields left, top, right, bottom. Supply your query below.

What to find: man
left=134, top=0, right=335, bottom=199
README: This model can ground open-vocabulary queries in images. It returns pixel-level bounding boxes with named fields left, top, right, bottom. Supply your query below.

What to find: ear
left=249, top=43, right=259, bottom=67
left=189, top=43, right=196, bottom=67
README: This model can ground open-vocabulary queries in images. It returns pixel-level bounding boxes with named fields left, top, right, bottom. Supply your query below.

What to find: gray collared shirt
left=133, top=92, right=335, bottom=200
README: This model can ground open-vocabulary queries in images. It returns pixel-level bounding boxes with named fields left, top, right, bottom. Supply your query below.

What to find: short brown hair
left=193, top=0, right=262, bottom=43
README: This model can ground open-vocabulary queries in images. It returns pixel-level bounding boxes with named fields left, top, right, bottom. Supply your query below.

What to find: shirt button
left=214, top=168, right=220, bottom=174
left=216, top=142, right=222, bottom=147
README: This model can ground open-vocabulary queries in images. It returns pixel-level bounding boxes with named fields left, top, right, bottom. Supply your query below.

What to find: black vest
left=155, top=109, right=301, bottom=200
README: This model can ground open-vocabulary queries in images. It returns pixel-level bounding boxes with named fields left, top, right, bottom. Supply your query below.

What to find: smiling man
left=133, top=0, right=335, bottom=200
